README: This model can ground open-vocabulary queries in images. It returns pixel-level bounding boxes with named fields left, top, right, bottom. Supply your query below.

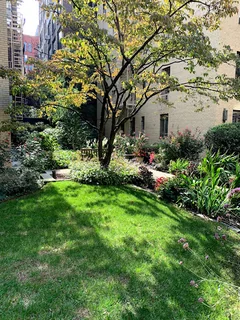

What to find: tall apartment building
left=121, top=14, right=240, bottom=143
left=0, top=0, right=10, bottom=141
left=0, top=0, right=24, bottom=132
left=38, top=0, right=72, bottom=60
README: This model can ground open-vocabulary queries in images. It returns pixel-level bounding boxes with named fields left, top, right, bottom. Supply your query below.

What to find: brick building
left=23, top=34, right=39, bottom=74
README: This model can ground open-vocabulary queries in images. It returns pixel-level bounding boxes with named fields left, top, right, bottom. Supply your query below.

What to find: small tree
left=2, top=0, right=240, bottom=168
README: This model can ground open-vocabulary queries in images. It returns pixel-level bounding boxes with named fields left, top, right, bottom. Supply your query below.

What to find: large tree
left=4, top=0, right=240, bottom=167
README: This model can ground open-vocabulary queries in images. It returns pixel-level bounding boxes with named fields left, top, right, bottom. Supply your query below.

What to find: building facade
left=0, top=0, right=10, bottom=141
left=38, top=0, right=72, bottom=60
left=121, top=13, right=240, bottom=143
left=23, top=34, right=39, bottom=74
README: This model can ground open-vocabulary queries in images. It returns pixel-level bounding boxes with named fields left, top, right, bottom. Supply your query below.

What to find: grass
left=0, top=181, right=239, bottom=320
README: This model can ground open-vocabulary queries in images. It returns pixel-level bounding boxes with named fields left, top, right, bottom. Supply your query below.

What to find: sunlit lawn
left=0, top=181, right=239, bottom=319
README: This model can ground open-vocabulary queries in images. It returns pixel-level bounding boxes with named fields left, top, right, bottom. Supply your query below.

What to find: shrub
left=55, top=109, right=96, bottom=150
left=157, top=151, right=235, bottom=216
left=51, top=149, right=79, bottom=169
left=159, top=128, right=204, bottom=164
left=154, top=176, right=169, bottom=191
left=114, top=133, right=149, bottom=156
left=205, top=122, right=240, bottom=155
left=169, top=159, right=189, bottom=175
left=0, top=136, right=10, bottom=169
left=39, top=128, right=60, bottom=152
left=70, top=159, right=139, bottom=185
left=136, top=166, right=155, bottom=189
left=17, top=134, right=50, bottom=172
left=198, top=150, right=238, bottom=186
left=0, top=167, right=42, bottom=200
left=156, top=175, right=191, bottom=203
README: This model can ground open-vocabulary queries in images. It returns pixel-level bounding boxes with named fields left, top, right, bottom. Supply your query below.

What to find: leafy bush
left=159, top=129, right=204, bottom=164
left=205, top=122, right=240, bottom=155
left=51, top=150, right=79, bottom=169
left=55, top=110, right=97, bottom=150
left=189, top=176, right=228, bottom=217
left=156, top=175, right=190, bottom=203
left=0, top=136, right=10, bottom=169
left=39, top=128, right=60, bottom=152
left=114, top=133, right=149, bottom=156
left=169, top=159, right=189, bottom=174
left=0, top=167, right=42, bottom=200
left=135, top=166, right=155, bottom=189
left=154, top=176, right=169, bottom=191
left=70, top=159, right=139, bottom=185
left=198, top=150, right=238, bottom=186
left=17, top=134, right=50, bottom=172
left=157, top=151, right=237, bottom=216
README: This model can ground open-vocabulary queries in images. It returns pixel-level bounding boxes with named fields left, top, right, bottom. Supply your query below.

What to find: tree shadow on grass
left=0, top=181, right=239, bottom=319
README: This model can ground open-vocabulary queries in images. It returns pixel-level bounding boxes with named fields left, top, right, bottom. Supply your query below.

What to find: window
left=161, top=66, right=170, bottom=99
left=130, top=117, right=135, bottom=136
left=236, top=52, right=240, bottom=78
left=233, top=110, right=240, bottom=123
left=27, top=43, right=32, bottom=52
left=141, top=116, right=145, bottom=132
left=103, top=2, right=107, bottom=14
left=160, top=114, right=168, bottom=137
left=23, top=42, right=27, bottom=52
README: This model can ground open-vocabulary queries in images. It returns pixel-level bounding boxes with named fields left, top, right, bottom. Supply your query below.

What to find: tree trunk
left=99, top=112, right=116, bottom=169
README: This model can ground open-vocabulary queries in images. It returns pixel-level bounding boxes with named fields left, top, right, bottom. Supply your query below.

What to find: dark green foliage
left=70, top=159, right=139, bottom=185
left=56, top=109, right=97, bottom=150
left=17, top=133, right=50, bottom=172
left=159, top=129, right=204, bottom=164
left=205, top=122, right=240, bottom=155
left=0, top=167, right=42, bottom=200
left=169, top=159, right=189, bottom=175
left=157, top=152, right=239, bottom=217
left=0, top=137, right=10, bottom=169
left=51, top=149, right=79, bottom=169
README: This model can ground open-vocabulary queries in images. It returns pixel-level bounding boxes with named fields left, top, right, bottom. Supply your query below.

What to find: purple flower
left=227, top=188, right=240, bottom=199
left=198, top=297, right=204, bottom=303
left=190, top=280, right=195, bottom=286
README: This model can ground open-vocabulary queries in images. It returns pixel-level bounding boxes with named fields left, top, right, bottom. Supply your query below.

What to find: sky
left=19, top=0, right=39, bottom=36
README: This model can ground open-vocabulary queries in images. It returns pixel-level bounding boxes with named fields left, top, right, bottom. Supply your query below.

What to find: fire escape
left=7, top=1, right=25, bottom=120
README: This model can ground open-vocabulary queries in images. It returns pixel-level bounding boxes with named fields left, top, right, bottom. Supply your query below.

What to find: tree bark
left=99, top=112, right=116, bottom=169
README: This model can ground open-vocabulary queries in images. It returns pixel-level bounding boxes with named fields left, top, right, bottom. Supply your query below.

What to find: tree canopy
left=2, top=0, right=240, bottom=167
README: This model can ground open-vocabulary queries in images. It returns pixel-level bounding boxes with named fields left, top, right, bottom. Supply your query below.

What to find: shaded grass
left=0, top=181, right=239, bottom=319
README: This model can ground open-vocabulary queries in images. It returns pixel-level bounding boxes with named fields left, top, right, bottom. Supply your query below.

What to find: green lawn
left=0, top=181, right=239, bottom=320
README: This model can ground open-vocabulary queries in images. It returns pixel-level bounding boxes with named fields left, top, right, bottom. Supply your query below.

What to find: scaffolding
left=7, top=2, right=23, bottom=73
left=6, top=1, right=25, bottom=117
